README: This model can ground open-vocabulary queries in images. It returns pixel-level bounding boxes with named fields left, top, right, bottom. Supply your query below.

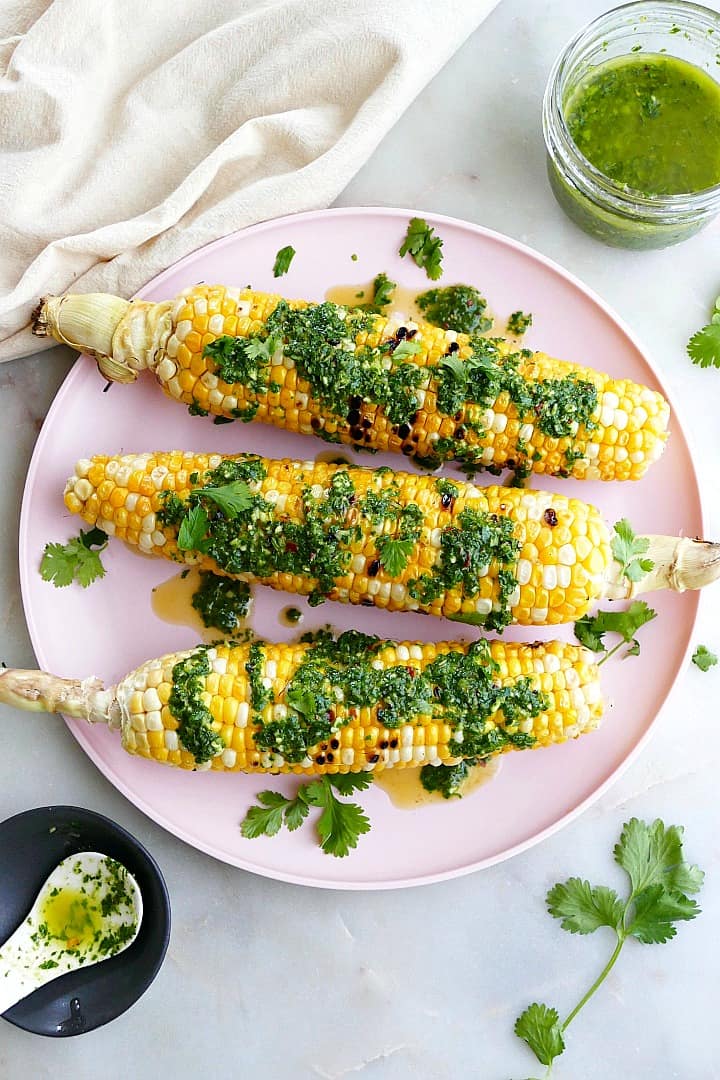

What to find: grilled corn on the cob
left=0, top=634, right=603, bottom=774
left=34, top=285, right=670, bottom=481
left=64, top=452, right=720, bottom=628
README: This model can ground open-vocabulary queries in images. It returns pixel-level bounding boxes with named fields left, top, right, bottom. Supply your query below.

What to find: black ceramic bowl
left=0, top=805, right=171, bottom=1036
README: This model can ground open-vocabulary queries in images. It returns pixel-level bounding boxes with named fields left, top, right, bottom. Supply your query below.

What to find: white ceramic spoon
left=0, top=851, right=142, bottom=1014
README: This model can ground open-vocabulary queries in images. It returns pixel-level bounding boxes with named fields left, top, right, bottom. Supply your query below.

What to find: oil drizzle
left=325, top=282, right=425, bottom=323
left=376, top=758, right=501, bottom=809
left=151, top=568, right=251, bottom=641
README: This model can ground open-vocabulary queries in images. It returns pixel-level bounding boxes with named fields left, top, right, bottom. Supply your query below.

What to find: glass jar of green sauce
left=543, top=1, right=720, bottom=248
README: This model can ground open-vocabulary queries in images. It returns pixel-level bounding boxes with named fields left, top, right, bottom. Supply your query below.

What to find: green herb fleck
left=506, top=310, right=533, bottom=335
left=692, top=645, right=717, bottom=671
left=273, top=245, right=296, bottom=277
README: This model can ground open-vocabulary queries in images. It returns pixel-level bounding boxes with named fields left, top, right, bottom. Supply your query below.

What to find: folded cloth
left=0, top=0, right=498, bottom=363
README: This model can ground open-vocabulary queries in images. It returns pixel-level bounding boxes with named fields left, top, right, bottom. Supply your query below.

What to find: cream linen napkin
left=0, top=0, right=499, bottom=363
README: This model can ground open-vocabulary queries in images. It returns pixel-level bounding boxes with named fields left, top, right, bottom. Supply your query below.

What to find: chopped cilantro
left=358, top=272, right=396, bottom=313
left=168, top=648, right=224, bottom=763
left=420, top=759, right=477, bottom=798
left=416, top=284, right=491, bottom=333
left=191, top=572, right=251, bottom=632
left=506, top=310, right=533, bottom=335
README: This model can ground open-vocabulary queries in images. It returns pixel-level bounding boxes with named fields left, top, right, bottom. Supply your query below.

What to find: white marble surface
left=2, top=1, right=720, bottom=1076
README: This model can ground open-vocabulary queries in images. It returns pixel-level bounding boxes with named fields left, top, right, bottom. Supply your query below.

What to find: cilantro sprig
left=692, top=644, right=717, bottom=672
left=241, top=774, right=372, bottom=857
left=399, top=217, right=444, bottom=280
left=574, top=600, right=656, bottom=663
left=40, top=527, right=109, bottom=588
left=611, top=518, right=654, bottom=583
left=272, top=245, right=296, bottom=277
left=514, top=818, right=703, bottom=1075
left=687, top=293, right=720, bottom=369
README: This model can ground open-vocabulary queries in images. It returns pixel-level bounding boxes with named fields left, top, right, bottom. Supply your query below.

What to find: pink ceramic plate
left=19, top=208, right=701, bottom=889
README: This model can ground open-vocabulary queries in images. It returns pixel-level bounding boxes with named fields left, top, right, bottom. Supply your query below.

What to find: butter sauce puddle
left=376, top=757, right=501, bottom=809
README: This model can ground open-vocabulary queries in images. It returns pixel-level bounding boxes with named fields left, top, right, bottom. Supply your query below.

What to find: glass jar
left=542, top=1, right=720, bottom=249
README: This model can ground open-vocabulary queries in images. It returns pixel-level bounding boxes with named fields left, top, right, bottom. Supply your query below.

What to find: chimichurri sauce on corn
left=565, top=54, right=720, bottom=196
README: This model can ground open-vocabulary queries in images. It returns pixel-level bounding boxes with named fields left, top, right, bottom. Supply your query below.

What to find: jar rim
left=542, top=0, right=720, bottom=219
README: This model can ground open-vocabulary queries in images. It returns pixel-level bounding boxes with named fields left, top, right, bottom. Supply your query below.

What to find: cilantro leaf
left=375, top=536, right=415, bottom=576
left=547, top=878, right=624, bottom=935
left=177, top=505, right=211, bottom=552
left=287, top=687, right=317, bottom=722
left=391, top=340, right=423, bottom=362
left=245, top=334, right=282, bottom=363
left=240, top=791, right=289, bottom=838
left=573, top=613, right=606, bottom=652
left=574, top=601, right=657, bottom=662
left=614, top=818, right=704, bottom=897
left=309, top=780, right=371, bottom=858
left=283, top=792, right=311, bottom=832
left=273, top=245, right=296, bottom=277
left=240, top=775, right=373, bottom=857
left=626, top=884, right=701, bottom=944
left=514, top=1003, right=565, bottom=1066
left=40, top=528, right=109, bottom=588
left=687, top=322, right=720, bottom=368
left=360, top=272, right=396, bottom=314
left=692, top=644, right=718, bottom=672
left=515, top=819, right=704, bottom=1074
left=398, top=217, right=444, bottom=280
left=328, top=773, right=374, bottom=795
left=200, top=480, right=252, bottom=518
left=611, top=518, right=654, bottom=583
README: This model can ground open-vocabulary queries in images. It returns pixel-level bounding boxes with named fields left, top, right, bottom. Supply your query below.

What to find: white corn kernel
left=235, top=702, right=249, bottom=728
left=517, top=558, right=532, bottom=585
left=208, top=314, right=225, bottom=335
left=142, top=688, right=162, bottom=711
left=558, top=544, right=576, bottom=566
left=156, top=357, right=177, bottom=382
left=145, top=711, right=163, bottom=731
left=542, top=565, right=557, bottom=590
left=164, top=731, right=179, bottom=751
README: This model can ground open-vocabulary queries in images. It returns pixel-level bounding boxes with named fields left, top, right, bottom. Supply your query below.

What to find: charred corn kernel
left=36, top=287, right=670, bottom=481
left=111, top=638, right=604, bottom=774
left=65, top=452, right=614, bottom=627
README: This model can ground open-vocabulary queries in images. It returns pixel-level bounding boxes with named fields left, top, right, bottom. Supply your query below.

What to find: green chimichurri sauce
left=191, top=571, right=251, bottom=633
left=240, top=630, right=545, bottom=765
left=565, top=54, right=720, bottom=196
left=416, top=285, right=492, bottom=334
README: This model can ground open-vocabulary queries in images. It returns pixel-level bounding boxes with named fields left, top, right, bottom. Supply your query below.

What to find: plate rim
left=19, top=204, right=703, bottom=889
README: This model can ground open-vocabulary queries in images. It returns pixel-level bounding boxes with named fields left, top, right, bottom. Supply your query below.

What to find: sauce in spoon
left=0, top=852, right=142, bottom=1014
